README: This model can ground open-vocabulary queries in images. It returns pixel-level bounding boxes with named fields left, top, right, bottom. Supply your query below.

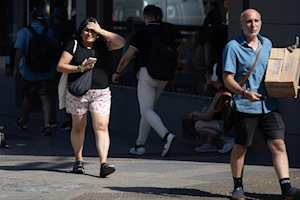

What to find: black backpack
left=146, top=26, right=178, bottom=81
left=25, top=26, right=54, bottom=73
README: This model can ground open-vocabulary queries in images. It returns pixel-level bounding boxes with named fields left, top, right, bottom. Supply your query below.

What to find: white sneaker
left=218, top=138, right=234, bottom=153
left=195, top=142, right=218, bottom=153
left=161, top=133, right=176, bottom=157
left=130, top=145, right=146, bottom=155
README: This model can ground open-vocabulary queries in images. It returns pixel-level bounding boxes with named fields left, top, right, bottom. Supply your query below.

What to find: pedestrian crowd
left=11, top=4, right=300, bottom=200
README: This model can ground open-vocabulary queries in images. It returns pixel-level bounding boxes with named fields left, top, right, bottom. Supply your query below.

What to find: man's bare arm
left=223, top=72, right=244, bottom=95
left=116, top=46, right=136, bottom=73
left=223, top=71, right=262, bottom=101
left=14, top=48, right=22, bottom=70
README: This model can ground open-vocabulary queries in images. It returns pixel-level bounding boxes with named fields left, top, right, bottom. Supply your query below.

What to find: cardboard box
left=265, top=48, right=300, bottom=98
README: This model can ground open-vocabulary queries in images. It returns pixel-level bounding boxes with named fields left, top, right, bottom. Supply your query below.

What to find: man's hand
left=243, top=90, right=264, bottom=102
left=112, top=73, right=120, bottom=84
left=287, top=45, right=296, bottom=52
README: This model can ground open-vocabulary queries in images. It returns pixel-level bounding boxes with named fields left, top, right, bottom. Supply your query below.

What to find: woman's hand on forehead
left=87, top=21, right=101, bottom=30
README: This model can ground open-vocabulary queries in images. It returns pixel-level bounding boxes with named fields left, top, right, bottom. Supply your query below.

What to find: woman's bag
left=58, top=39, right=78, bottom=109
left=58, top=72, right=68, bottom=110
left=67, top=40, right=95, bottom=97
left=67, top=69, right=92, bottom=96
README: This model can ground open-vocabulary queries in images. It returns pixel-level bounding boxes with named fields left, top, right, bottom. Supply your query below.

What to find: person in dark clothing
left=112, top=5, right=177, bottom=157
left=14, top=9, right=57, bottom=136
left=155, top=6, right=182, bottom=44
left=203, top=0, right=228, bottom=67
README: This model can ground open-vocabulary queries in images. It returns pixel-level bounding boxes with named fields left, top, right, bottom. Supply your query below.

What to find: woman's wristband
left=78, top=65, right=84, bottom=73
left=115, top=71, right=121, bottom=75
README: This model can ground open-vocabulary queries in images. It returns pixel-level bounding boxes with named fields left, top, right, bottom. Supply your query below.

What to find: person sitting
left=189, top=61, right=234, bottom=153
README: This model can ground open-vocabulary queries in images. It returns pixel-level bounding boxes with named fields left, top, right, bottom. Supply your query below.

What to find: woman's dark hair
left=76, top=17, right=108, bottom=54
left=76, top=17, right=97, bottom=40
left=207, top=60, right=223, bottom=82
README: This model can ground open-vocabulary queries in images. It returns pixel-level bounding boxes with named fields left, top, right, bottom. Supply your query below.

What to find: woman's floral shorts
left=66, top=87, right=111, bottom=116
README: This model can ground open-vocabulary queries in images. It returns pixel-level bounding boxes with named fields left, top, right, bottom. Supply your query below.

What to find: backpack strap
left=27, top=25, right=48, bottom=36
left=26, top=26, right=37, bottom=35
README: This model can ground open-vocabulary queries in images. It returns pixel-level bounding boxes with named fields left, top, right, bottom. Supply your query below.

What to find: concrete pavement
left=1, top=112, right=300, bottom=200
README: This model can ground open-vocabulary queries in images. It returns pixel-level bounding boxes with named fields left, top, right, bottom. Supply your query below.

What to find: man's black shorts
left=21, top=78, right=49, bottom=97
left=233, top=110, right=285, bottom=146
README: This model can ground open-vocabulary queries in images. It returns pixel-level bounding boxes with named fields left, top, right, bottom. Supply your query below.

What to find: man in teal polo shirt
left=222, top=8, right=300, bottom=200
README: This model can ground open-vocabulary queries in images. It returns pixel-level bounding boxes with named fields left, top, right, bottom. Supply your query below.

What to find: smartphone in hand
left=85, top=57, right=97, bottom=66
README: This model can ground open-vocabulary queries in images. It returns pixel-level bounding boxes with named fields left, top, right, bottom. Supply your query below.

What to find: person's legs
left=136, top=116, right=152, bottom=146
left=89, top=88, right=111, bottom=164
left=70, top=113, right=87, bottom=162
left=66, top=90, right=89, bottom=173
left=194, top=120, right=221, bottom=152
left=131, top=73, right=157, bottom=155
left=230, top=144, right=247, bottom=178
left=37, top=80, right=52, bottom=135
left=20, top=79, right=35, bottom=126
left=21, top=95, right=32, bottom=126
left=231, top=112, right=258, bottom=200
left=137, top=68, right=169, bottom=139
left=134, top=68, right=175, bottom=157
left=89, top=88, right=115, bottom=177
left=91, top=112, right=110, bottom=163
left=194, top=120, right=220, bottom=137
left=260, top=111, right=300, bottom=198
left=268, top=139, right=289, bottom=178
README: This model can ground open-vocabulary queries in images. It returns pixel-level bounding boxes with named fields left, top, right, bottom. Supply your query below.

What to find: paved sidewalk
left=1, top=113, right=300, bottom=200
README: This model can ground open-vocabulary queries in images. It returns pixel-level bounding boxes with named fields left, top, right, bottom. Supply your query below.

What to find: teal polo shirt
left=222, top=33, right=278, bottom=114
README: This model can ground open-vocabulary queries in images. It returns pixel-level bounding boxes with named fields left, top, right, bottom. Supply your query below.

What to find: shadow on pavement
left=0, top=161, right=103, bottom=178
left=0, top=161, right=72, bottom=171
left=245, top=192, right=282, bottom=200
left=106, top=187, right=285, bottom=200
left=106, top=186, right=231, bottom=199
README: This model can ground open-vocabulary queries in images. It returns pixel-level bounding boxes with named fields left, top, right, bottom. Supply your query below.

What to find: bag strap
left=239, top=49, right=261, bottom=87
left=73, top=39, right=77, bottom=54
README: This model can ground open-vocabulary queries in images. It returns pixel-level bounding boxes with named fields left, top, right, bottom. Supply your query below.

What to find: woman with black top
left=57, top=17, right=125, bottom=177
left=189, top=61, right=234, bottom=154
